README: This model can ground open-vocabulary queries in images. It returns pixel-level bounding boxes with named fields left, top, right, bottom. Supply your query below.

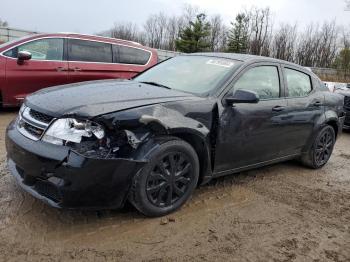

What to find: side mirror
left=17, top=51, right=32, bottom=64
left=225, top=89, right=259, bottom=106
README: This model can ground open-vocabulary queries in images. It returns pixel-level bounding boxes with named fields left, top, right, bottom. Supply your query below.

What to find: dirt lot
left=0, top=110, right=350, bottom=262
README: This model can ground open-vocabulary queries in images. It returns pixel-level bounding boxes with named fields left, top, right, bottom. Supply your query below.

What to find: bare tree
left=98, top=4, right=346, bottom=69
left=248, top=7, right=273, bottom=56
left=318, top=21, right=338, bottom=67
left=143, top=15, right=159, bottom=48
left=208, top=15, right=226, bottom=51
left=340, top=26, right=350, bottom=49
left=144, top=12, right=170, bottom=49
left=271, top=23, right=297, bottom=62
left=295, top=21, right=338, bottom=67
left=182, top=4, right=199, bottom=24
left=164, top=16, right=181, bottom=50
left=295, top=24, right=320, bottom=66
left=0, top=18, right=8, bottom=27
left=109, top=22, right=140, bottom=41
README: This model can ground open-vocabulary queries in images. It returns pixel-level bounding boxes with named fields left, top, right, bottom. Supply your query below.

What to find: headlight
left=42, top=118, right=105, bottom=145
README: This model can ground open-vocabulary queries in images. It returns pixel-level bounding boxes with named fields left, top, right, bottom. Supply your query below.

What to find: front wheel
left=301, top=125, right=336, bottom=169
left=129, top=138, right=199, bottom=217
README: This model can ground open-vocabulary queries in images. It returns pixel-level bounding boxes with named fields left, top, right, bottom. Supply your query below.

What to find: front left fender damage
left=92, top=104, right=215, bottom=184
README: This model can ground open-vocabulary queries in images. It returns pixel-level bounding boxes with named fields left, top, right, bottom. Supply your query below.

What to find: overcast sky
left=1, top=0, right=349, bottom=34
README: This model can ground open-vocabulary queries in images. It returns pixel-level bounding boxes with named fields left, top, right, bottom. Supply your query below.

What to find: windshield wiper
left=139, top=81, right=171, bottom=90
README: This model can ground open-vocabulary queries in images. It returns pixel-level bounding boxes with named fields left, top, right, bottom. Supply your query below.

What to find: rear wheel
left=301, top=125, right=335, bottom=169
left=129, top=138, right=199, bottom=217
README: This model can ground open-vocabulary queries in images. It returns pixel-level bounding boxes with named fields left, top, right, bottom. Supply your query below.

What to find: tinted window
left=68, top=39, right=112, bottom=63
left=285, top=68, right=312, bottom=97
left=4, top=38, right=64, bottom=60
left=134, top=56, right=242, bottom=94
left=233, top=66, right=280, bottom=99
left=116, top=45, right=150, bottom=65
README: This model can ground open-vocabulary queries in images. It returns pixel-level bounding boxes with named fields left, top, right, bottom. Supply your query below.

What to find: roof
left=0, top=32, right=151, bottom=52
left=188, top=52, right=317, bottom=77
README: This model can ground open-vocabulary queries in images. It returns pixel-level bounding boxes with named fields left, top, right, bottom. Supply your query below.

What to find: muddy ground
left=0, top=110, right=349, bottom=262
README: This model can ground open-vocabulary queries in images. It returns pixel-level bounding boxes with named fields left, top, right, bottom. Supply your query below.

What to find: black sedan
left=5, top=53, right=345, bottom=216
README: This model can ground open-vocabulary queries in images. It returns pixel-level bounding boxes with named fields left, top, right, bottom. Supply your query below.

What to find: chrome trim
left=22, top=106, right=50, bottom=129
left=17, top=114, right=41, bottom=141
left=16, top=106, right=55, bottom=141
left=0, top=36, right=153, bottom=66
left=58, top=32, right=142, bottom=46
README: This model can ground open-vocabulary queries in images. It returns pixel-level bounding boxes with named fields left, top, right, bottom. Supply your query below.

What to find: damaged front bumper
left=343, top=108, right=350, bottom=130
left=5, top=120, right=146, bottom=210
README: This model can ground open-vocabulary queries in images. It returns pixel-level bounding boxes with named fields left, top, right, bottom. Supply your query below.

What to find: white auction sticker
left=206, top=59, right=235, bottom=68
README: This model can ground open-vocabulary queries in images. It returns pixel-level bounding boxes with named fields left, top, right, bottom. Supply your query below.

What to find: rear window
left=114, top=45, right=151, bottom=65
left=285, top=68, right=312, bottom=97
left=68, top=39, right=112, bottom=63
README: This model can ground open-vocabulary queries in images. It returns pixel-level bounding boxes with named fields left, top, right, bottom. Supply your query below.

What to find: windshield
left=134, top=56, right=242, bottom=95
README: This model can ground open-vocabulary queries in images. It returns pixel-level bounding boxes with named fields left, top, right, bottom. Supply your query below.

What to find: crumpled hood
left=25, top=79, right=197, bottom=118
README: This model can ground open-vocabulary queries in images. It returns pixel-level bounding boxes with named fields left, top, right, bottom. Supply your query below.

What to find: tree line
left=100, top=5, right=350, bottom=71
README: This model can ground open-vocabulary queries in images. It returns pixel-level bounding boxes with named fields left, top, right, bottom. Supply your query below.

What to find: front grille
left=23, top=122, right=44, bottom=138
left=34, top=181, right=62, bottom=202
left=29, top=109, right=54, bottom=124
left=345, top=115, right=350, bottom=125
left=17, top=106, right=55, bottom=141
left=344, top=96, right=350, bottom=109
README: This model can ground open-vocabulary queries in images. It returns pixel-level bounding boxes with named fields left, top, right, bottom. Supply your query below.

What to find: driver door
left=4, top=38, right=68, bottom=105
left=214, top=63, right=290, bottom=173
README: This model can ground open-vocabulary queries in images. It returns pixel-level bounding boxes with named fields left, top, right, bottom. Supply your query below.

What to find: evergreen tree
left=333, top=48, right=350, bottom=72
left=227, top=13, right=250, bottom=53
left=175, top=14, right=211, bottom=53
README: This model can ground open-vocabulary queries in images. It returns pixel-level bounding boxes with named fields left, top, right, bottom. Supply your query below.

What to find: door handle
left=313, top=101, right=322, bottom=106
left=272, top=105, right=285, bottom=112
left=73, top=67, right=82, bottom=72
left=56, top=67, right=67, bottom=72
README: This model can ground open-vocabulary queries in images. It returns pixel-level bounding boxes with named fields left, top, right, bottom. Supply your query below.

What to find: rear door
left=4, top=38, right=68, bottom=105
left=67, top=39, right=116, bottom=83
left=282, top=66, right=325, bottom=155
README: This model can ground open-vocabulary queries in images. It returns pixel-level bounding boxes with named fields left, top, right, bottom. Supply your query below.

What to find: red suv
left=0, top=33, right=158, bottom=107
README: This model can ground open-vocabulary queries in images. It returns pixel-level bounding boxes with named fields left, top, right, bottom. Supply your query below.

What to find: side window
left=233, top=66, right=280, bottom=99
left=285, top=68, right=312, bottom=97
left=3, top=48, right=17, bottom=58
left=115, top=45, right=151, bottom=65
left=68, top=39, right=112, bottom=63
left=4, top=38, right=64, bottom=60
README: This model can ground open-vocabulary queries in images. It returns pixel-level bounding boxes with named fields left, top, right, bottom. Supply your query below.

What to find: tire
left=301, top=125, right=336, bottom=169
left=129, top=138, right=199, bottom=217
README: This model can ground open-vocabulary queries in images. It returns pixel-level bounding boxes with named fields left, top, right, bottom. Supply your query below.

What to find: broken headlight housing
left=42, top=118, right=105, bottom=145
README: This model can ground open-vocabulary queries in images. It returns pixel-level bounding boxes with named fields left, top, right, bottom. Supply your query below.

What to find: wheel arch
left=170, top=131, right=213, bottom=186
left=302, top=111, right=340, bottom=153
left=325, top=119, right=339, bottom=139
left=324, top=109, right=341, bottom=139
left=132, top=130, right=213, bottom=186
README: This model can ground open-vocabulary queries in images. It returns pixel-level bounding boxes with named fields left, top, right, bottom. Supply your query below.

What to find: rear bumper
left=5, top=120, right=146, bottom=210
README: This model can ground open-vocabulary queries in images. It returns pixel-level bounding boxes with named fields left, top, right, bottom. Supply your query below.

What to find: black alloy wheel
left=146, top=152, right=193, bottom=207
left=301, top=125, right=335, bottom=169
left=314, top=127, right=334, bottom=166
left=129, top=138, right=199, bottom=217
